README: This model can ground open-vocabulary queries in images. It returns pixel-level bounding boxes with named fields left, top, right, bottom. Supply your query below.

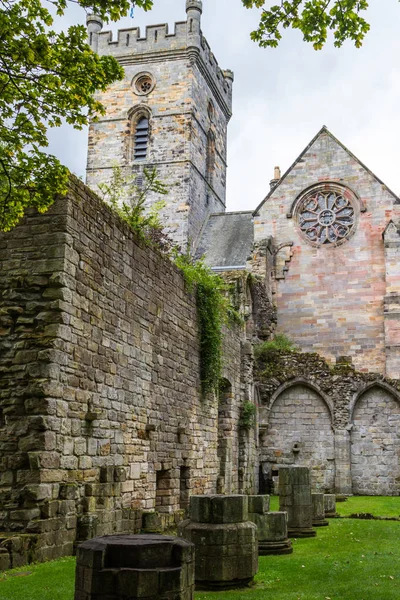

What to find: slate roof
left=195, top=211, right=254, bottom=270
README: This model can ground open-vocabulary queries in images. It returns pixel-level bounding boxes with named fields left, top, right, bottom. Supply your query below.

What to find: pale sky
left=49, top=0, right=400, bottom=211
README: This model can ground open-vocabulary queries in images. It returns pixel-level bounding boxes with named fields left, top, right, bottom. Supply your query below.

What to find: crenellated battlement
left=97, top=21, right=188, bottom=55
left=87, top=6, right=233, bottom=110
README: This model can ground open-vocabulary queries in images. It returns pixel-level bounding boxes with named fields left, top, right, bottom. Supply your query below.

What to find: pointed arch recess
left=268, top=378, right=334, bottom=421
left=350, top=381, right=400, bottom=423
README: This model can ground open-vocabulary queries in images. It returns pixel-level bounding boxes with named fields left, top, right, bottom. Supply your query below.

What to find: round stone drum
left=178, top=495, right=258, bottom=590
left=74, top=534, right=195, bottom=600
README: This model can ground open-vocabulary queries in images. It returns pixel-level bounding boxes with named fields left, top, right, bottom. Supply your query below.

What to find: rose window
left=132, top=72, right=155, bottom=96
left=137, top=77, right=152, bottom=93
left=297, top=189, right=356, bottom=245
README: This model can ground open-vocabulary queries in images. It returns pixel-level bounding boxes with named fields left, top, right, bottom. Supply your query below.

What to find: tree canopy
left=242, top=0, right=371, bottom=50
left=0, top=0, right=153, bottom=231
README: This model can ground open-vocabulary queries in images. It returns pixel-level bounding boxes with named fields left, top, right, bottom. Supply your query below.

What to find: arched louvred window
left=134, top=117, right=149, bottom=161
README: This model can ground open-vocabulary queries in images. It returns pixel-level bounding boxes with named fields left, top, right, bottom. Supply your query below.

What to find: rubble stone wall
left=0, top=179, right=248, bottom=565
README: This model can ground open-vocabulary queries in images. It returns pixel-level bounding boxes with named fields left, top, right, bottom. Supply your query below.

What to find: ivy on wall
left=174, top=253, right=241, bottom=396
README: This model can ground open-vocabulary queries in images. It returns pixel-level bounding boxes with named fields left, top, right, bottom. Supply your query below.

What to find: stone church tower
left=86, top=1, right=233, bottom=251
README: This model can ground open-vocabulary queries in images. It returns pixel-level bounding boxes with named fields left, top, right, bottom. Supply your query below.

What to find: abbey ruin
left=0, top=0, right=399, bottom=567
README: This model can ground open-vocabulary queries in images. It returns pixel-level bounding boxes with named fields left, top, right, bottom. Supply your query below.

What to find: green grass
left=197, top=519, right=400, bottom=600
left=269, top=495, right=400, bottom=518
left=0, top=556, right=75, bottom=600
left=1, top=499, right=399, bottom=600
left=335, top=496, right=400, bottom=518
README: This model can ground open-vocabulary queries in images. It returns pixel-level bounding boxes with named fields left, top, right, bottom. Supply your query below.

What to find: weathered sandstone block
left=178, top=495, right=258, bottom=589
left=74, top=534, right=195, bottom=600
left=279, top=467, right=316, bottom=538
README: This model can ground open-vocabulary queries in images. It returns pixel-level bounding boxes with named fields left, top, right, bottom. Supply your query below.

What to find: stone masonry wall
left=87, top=5, right=233, bottom=252
left=254, top=129, right=398, bottom=374
left=264, top=384, right=335, bottom=491
left=0, top=179, right=247, bottom=565
left=256, top=349, right=400, bottom=495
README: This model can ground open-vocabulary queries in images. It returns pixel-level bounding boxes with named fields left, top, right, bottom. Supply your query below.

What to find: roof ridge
left=253, top=126, right=400, bottom=215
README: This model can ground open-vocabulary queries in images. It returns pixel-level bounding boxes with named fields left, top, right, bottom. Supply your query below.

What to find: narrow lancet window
left=134, top=117, right=149, bottom=161
left=206, top=131, right=215, bottom=184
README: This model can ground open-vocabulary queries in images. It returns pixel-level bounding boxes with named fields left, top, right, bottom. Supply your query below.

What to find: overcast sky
left=49, top=0, right=400, bottom=212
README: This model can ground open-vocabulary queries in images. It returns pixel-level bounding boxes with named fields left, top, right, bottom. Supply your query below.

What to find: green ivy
left=174, top=254, right=240, bottom=396
left=99, top=165, right=241, bottom=396
left=239, top=401, right=256, bottom=429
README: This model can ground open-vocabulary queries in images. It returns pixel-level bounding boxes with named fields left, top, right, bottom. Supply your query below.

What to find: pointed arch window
left=134, top=117, right=149, bottom=161
left=206, top=130, right=215, bottom=185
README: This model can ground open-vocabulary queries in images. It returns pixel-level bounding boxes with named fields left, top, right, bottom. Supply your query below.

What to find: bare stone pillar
left=334, top=429, right=352, bottom=494
left=178, top=495, right=258, bottom=589
left=312, top=493, right=329, bottom=527
left=74, top=534, right=195, bottom=600
left=278, top=467, right=316, bottom=538
left=247, top=495, right=292, bottom=556
left=324, top=494, right=337, bottom=518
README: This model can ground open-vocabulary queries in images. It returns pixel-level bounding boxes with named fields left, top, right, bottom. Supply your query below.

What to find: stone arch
left=262, top=381, right=335, bottom=492
left=350, top=383, right=400, bottom=495
left=127, top=105, right=152, bottom=162
left=349, top=381, right=400, bottom=422
left=269, top=378, right=334, bottom=420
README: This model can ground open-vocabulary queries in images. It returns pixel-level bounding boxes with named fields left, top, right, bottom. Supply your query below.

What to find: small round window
left=295, top=185, right=357, bottom=246
left=132, top=72, right=155, bottom=96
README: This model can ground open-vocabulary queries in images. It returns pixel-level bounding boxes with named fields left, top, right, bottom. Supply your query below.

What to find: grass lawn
left=0, top=556, right=76, bottom=600
left=0, top=498, right=399, bottom=600
left=269, top=495, right=400, bottom=518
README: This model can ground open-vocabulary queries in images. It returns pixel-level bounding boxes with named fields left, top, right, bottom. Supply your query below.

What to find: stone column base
left=312, top=518, right=329, bottom=527
left=259, top=539, right=293, bottom=555
left=288, top=527, right=316, bottom=538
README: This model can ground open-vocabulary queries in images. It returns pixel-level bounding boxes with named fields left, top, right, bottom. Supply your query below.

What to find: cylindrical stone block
left=248, top=507, right=293, bottom=556
left=278, top=467, right=316, bottom=538
left=74, top=534, right=195, bottom=600
left=189, top=494, right=248, bottom=524
left=178, top=495, right=258, bottom=590
left=248, top=494, right=270, bottom=515
left=324, top=494, right=337, bottom=518
left=312, top=493, right=329, bottom=527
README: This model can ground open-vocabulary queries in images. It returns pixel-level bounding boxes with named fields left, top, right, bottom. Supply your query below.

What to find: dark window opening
left=155, top=469, right=171, bottom=513
left=134, top=117, right=149, bottom=161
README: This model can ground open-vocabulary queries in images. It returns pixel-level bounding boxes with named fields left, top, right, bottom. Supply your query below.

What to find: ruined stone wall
left=0, top=179, right=247, bottom=566
left=264, top=384, right=335, bottom=491
left=256, top=349, right=400, bottom=495
left=254, top=129, right=398, bottom=374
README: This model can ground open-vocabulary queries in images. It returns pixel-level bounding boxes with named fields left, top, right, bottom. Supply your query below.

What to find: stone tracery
left=297, top=188, right=355, bottom=245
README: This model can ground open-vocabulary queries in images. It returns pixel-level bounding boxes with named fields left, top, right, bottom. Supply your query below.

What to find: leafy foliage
left=174, top=254, right=241, bottom=396
left=239, top=400, right=256, bottom=429
left=254, top=333, right=296, bottom=358
left=98, top=165, right=172, bottom=251
left=242, top=0, right=371, bottom=49
left=0, top=0, right=154, bottom=231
